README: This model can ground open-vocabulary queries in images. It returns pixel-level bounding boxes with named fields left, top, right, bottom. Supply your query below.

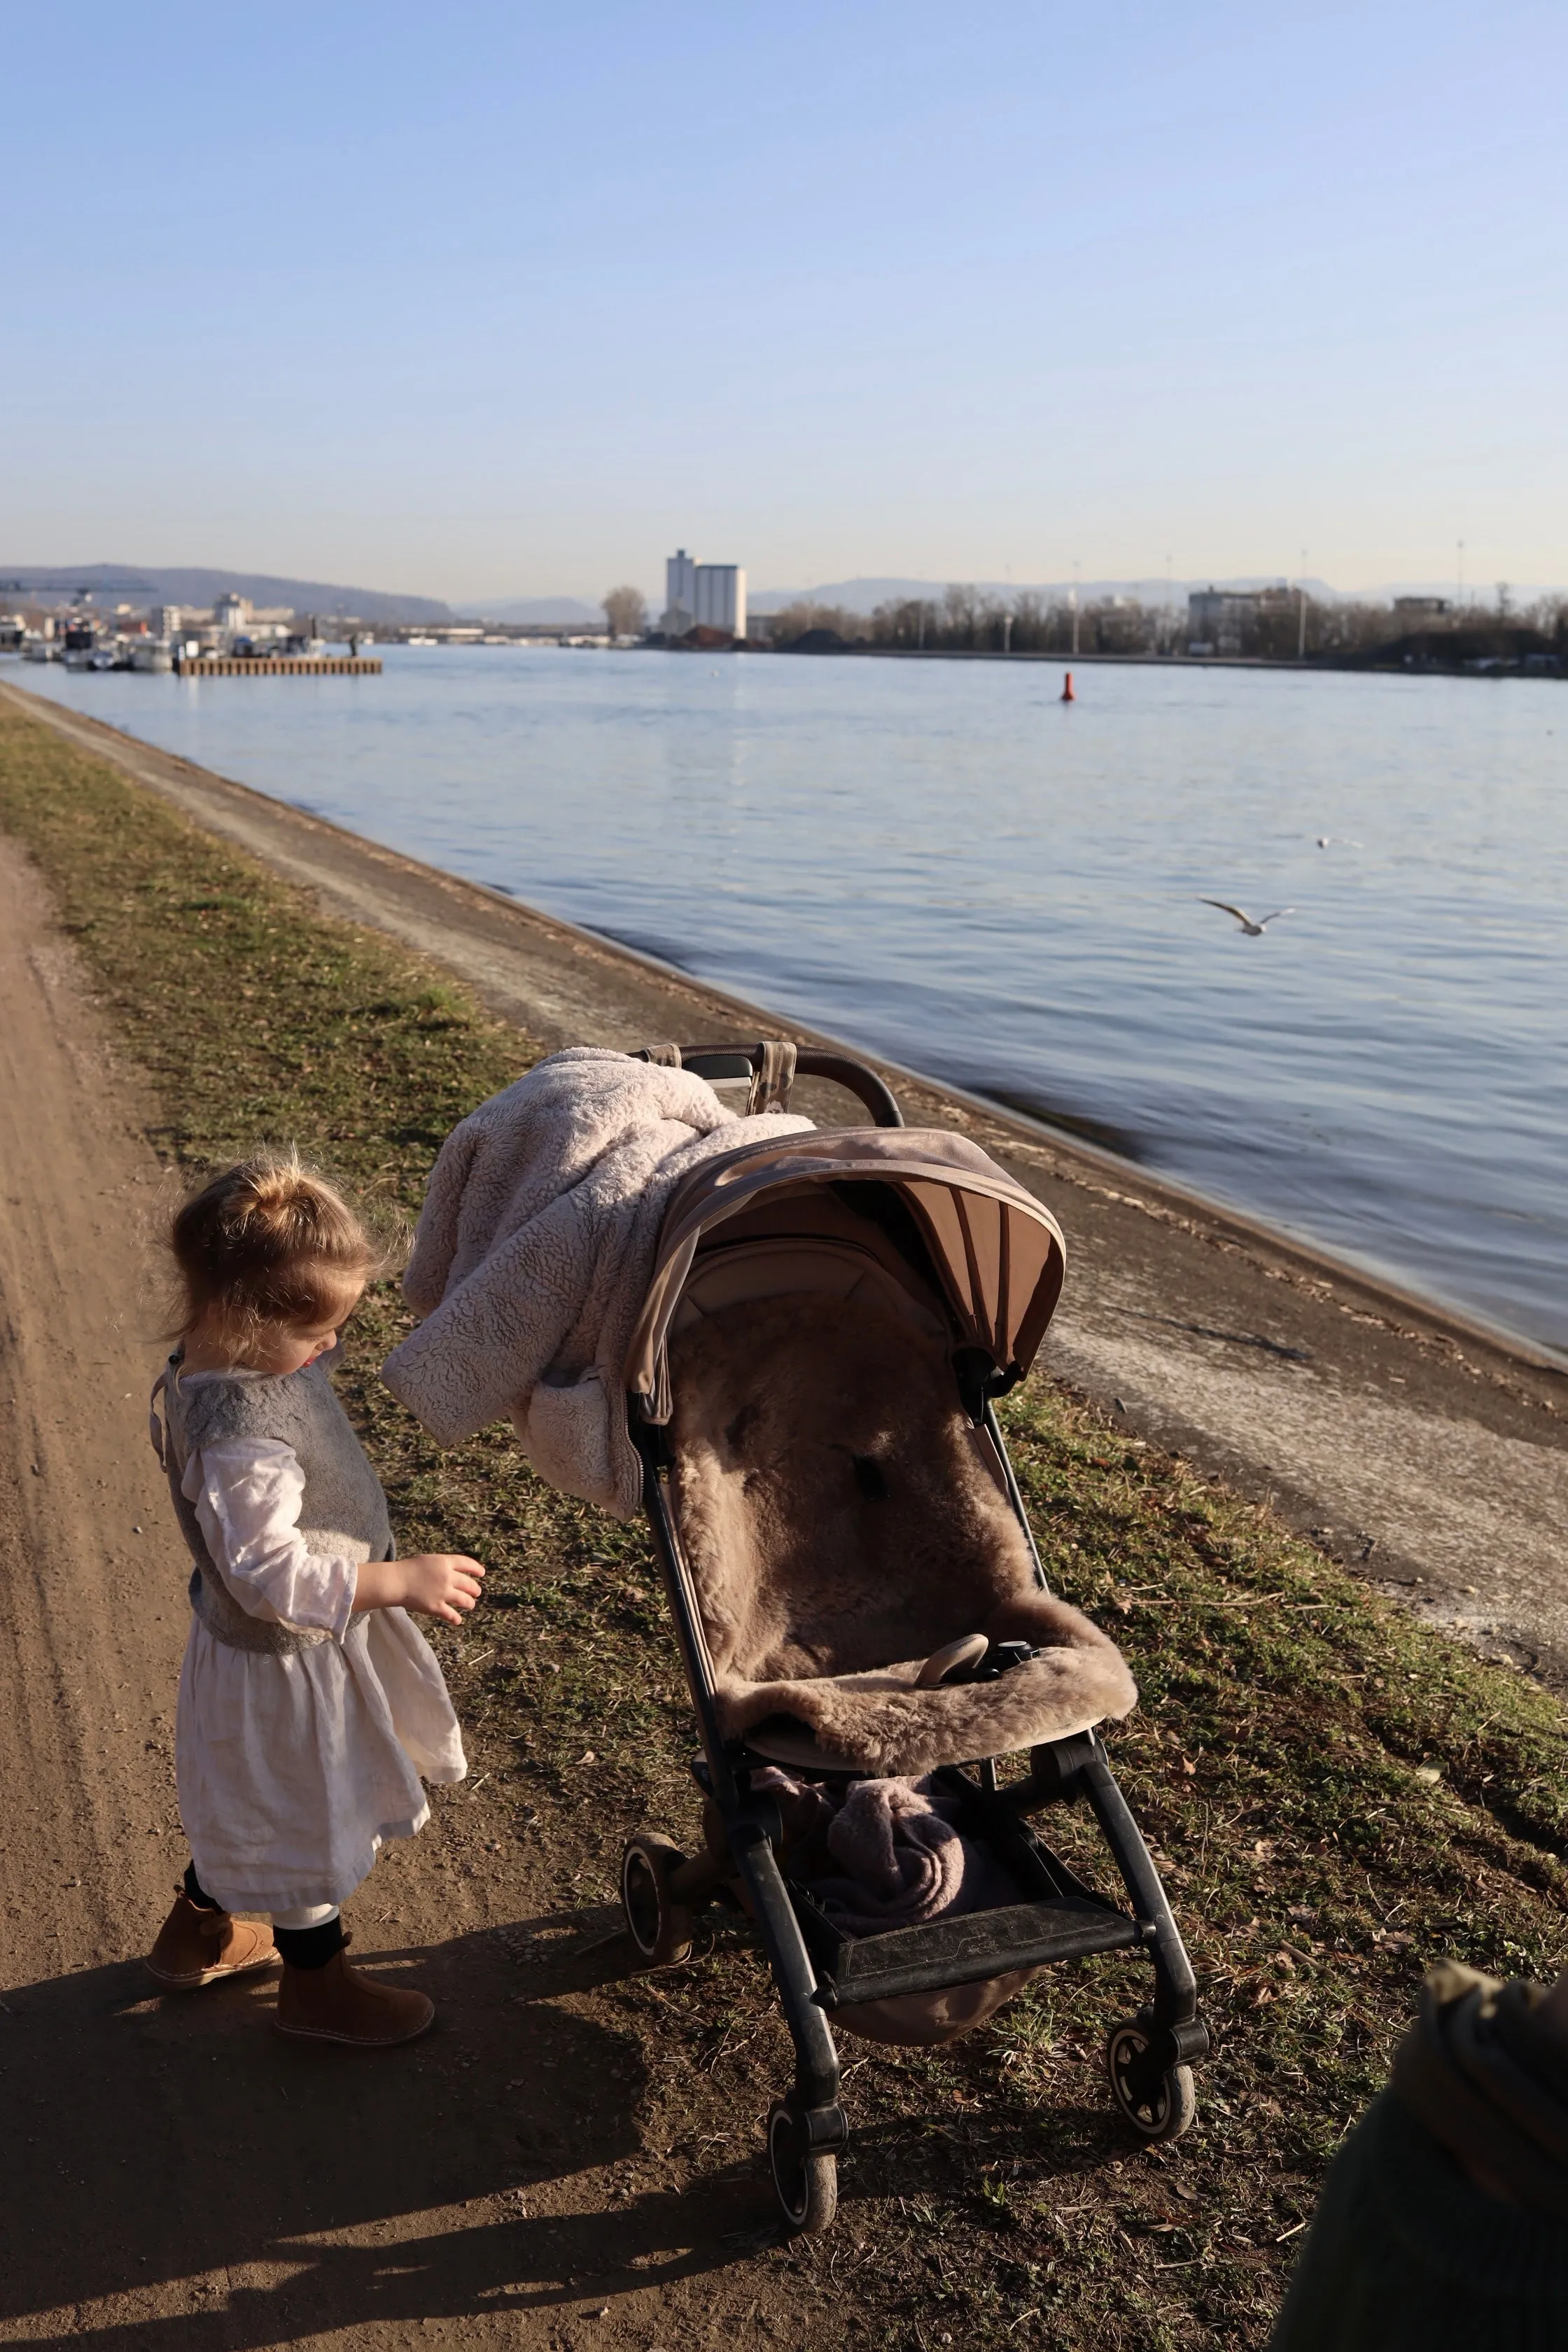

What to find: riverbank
left=1, top=689, right=1565, bottom=2351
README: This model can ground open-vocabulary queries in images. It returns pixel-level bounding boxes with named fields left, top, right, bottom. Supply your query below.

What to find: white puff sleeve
left=182, top=1438, right=360, bottom=1641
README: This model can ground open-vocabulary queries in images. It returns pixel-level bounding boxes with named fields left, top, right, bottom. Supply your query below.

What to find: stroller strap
left=748, top=1040, right=797, bottom=1116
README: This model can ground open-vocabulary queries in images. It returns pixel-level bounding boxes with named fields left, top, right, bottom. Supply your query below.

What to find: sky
left=3, top=1, right=1564, bottom=604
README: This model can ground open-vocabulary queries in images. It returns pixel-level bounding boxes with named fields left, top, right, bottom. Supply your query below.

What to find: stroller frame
left=620, top=1046, right=1209, bottom=2233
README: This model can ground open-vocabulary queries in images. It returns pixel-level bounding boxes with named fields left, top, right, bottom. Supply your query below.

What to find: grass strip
left=2, top=701, right=1565, bottom=2349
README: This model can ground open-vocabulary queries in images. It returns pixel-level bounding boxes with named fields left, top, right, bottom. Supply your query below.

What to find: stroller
left=618, top=1044, right=1208, bottom=2233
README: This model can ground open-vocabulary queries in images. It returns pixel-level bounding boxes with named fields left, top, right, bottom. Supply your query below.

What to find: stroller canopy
left=625, top=1127, right=1066, bottom=1421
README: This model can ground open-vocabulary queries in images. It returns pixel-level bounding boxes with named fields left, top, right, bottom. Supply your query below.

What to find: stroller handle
left=669, top=1044, right=904, bottom=1128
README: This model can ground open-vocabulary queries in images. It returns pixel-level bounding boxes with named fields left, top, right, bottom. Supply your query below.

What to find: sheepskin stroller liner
left=619, top=1046, right=1209, bottom=2234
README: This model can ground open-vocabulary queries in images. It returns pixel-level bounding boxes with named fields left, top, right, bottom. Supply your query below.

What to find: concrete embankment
left=7, top=678, right=1567, bottom=1688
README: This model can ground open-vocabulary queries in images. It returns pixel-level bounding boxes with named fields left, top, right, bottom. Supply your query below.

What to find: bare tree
left=1007, top=592, right=1050, bottom=652
left=869, top=597, right=939, bottom=648
left=603, top=585, right=648, bottom=640
left=941, top=584, right=983, bottom=647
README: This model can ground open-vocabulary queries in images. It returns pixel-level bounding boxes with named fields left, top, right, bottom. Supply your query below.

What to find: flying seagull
left=1200, top=899, right=1293, bottom=936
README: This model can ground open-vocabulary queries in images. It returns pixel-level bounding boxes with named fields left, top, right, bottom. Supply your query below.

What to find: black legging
left=183, top=1861, right=344, bottom=1968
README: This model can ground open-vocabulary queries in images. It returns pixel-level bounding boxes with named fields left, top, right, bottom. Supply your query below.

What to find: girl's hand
left=398, top=1553, right=486, bottom=1624
left=354, top=1553, right=485, bottom=1625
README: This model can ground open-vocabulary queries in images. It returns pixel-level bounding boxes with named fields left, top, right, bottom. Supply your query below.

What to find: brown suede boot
left=274, top=1936, right=435, bottom=2047
left=146, top=1888, right=279, bottom=1990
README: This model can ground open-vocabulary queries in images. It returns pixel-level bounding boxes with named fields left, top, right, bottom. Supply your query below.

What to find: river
left=13, top=645, right=1567, bottom=1355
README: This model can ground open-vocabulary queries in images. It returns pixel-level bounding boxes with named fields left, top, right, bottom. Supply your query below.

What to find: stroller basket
left=620, top=1044, right=1209, bottom=2234
left=805, top=1889, right=1142, bottom=2008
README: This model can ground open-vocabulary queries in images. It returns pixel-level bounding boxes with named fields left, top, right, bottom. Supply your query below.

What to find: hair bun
left=167, top=1153, right=386, bottom=1343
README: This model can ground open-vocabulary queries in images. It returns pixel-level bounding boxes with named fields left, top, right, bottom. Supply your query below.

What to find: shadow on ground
left=1, top=1905, right=1137, bottom=2350
left=0, top=1917, right=762, bottom=2346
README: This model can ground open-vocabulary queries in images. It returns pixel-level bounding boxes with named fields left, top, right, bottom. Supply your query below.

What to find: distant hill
left=0, top=564, right=453, bottom=625
left=453, top=595, right=607, bottom=624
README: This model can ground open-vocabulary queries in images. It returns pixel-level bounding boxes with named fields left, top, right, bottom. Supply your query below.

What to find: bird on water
left=1200, top=899, right=1294, bottom=936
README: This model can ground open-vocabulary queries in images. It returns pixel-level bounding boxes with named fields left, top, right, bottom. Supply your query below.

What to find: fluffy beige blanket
left=383, top=1048, right=812, bottom=1518
left=671, top=1289, right=1137, bottom=1774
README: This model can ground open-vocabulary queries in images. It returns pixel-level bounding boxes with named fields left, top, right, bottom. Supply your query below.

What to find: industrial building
left=662, top=549, right=747, bottom=640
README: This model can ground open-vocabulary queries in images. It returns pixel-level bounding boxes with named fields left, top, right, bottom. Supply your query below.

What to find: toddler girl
left=145, top=1155, right=484, bottom=2046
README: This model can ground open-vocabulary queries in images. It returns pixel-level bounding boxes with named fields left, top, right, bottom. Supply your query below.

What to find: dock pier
left=172, top=656, right=382, bottom=677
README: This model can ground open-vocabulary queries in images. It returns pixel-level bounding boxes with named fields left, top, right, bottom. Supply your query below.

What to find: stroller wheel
left=1105, top=2014, right=1198, bottom=2143
left=766, top=2099, right=839, bottom=2235
left=620, top=1832, right=695, bottom=1967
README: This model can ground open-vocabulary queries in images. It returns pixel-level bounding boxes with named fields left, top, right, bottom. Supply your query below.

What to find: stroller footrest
left=809, top=1896, right=1143, bottom=2008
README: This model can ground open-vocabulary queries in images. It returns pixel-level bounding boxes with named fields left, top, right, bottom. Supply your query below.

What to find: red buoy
left=1061, top=671, right=1076, bottom=702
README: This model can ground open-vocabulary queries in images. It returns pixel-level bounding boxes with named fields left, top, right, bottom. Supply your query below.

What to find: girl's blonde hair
left=167, top=1154, right=383, bottom=1342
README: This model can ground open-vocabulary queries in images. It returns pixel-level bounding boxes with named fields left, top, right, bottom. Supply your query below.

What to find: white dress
left=174, top=1404, right=467, bottom=1915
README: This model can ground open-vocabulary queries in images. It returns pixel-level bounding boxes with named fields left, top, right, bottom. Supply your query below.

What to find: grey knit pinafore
left=153, top=1348, right=394, bottom=1652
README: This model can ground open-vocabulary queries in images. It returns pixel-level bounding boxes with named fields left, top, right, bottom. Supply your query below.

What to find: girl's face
left=248, top=1312, right=354, bottom=1376
left=184, top=1280, right=365, bottom=1374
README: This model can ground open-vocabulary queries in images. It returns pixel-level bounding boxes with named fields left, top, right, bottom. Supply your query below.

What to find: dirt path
left=0, top=836, right=831, bottom=2352
left=7, top=681, right=1568, bottom=1690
